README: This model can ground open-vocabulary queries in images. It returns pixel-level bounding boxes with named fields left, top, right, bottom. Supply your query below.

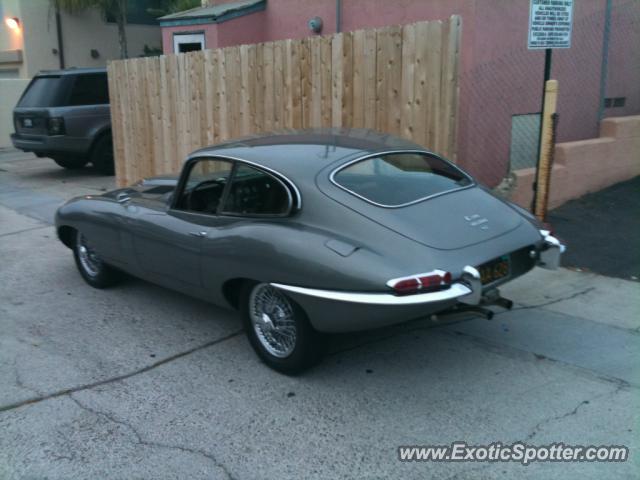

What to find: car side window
left=177, top=159, right=233, bottom=214
left=221, top=164, right=291, bottom=216
left=68, top=74, right=109, bottom=106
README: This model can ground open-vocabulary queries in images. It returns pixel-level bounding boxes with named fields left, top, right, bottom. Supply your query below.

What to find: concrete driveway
left=0, top=151, right=638, bottom=479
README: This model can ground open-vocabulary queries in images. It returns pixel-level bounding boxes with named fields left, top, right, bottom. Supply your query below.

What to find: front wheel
left=240, top=282, right=325, bottom=374
left=73, top=230, right=122, bottom=288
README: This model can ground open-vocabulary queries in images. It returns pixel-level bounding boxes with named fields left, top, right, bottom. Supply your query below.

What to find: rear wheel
left=90, top=134, right=114, bottom=175
left=53, top=157, right=88, bottom=170
left=240, top=282, right=325, bottom=374
left=73, top=230, right=121, bottom=288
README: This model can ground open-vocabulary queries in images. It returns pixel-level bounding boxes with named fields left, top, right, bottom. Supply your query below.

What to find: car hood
left=325, top=185, right=524, bottom=250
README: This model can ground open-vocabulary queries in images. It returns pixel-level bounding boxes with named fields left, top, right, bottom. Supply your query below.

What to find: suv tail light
left=388, top=270, right=452, bottom=296
left=48, top=117, right=65, bottom=135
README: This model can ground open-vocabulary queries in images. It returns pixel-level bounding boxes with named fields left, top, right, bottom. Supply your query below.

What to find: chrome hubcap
left=249, top=284, right=297, bottom=358
left=77, top=233, right=102, bottom=277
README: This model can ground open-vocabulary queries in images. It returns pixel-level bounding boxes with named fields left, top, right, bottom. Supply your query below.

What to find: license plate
left=22, top=118, right=33, bottom=128
left=478, top=255, right=510, bottom=285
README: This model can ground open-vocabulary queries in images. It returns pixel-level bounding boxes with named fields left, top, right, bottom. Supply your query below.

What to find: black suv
left=11, top=68, right=114, bottom=174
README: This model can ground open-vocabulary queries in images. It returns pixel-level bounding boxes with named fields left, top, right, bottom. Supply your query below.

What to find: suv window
left=222, top=164, right=291, bottom=216
left=18, top=76, right=68, bottom=107
left=68, top=74, right=109, bottom=106
left=333, top=152, right=472, bottom=207
left=178, top=159, right=234, bottom=214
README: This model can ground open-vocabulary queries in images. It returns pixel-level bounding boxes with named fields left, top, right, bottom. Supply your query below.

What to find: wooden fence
left=107, top=16, right=461, bottom=186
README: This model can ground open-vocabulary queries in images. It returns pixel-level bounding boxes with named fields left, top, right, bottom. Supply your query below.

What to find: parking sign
left=528, top=0, right=574, bottom=49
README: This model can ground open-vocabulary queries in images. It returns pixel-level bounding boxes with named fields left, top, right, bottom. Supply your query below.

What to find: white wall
left=0, top=78, right=29, bottom=148
left=59, top=8, right=161, bottom=70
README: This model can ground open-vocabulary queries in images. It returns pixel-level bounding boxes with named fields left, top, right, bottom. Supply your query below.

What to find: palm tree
left=54, top=0, right=129, bottom=59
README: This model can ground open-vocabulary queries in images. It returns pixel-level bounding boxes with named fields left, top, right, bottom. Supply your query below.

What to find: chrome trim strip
left=186, top=152, right=303, bottom=210
left=270, top=281, right=472, bottom=305
left=328, top=149, right=476, bottom=209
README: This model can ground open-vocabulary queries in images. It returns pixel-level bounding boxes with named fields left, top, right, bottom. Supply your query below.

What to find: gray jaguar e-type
left=55, top=129, right=565, bottom=373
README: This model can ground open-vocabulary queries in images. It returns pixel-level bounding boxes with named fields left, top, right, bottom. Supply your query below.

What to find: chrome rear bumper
left=272, top=234, right=564, bottom=332
left=537, top=231, right=566, bottom=270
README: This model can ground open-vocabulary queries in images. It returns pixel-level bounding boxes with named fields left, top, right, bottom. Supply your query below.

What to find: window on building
left=173, top=33, right=205, bottom=54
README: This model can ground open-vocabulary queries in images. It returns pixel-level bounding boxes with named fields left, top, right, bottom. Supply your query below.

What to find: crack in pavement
left=449, top=326, right=636, bottom=390
left=440, top=384, right=628, bottom=479
left=524, top=383, right=627, bottom=441
left=13, top=359, right=43, bottom=398
left=68, top=394, right=236, bottom=480
left=506, top=287, right=597, bottom=312
left=0, top=225, right=50, bottom=239
left=0, top=329, right=243, bottom=414
left=329, top=287, right=602, bottom=359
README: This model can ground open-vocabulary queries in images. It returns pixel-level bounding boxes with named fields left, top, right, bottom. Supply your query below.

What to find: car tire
left=72, top=230, right=122, bottom=288
left=90, top=134, right=115, bottom=175
left=53, top=157, right=88, bottom=170
left=240, top=282, right=325, bottom=374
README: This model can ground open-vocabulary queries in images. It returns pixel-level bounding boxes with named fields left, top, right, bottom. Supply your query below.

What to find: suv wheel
left=53, top=157, right=88, bottom=170
left=91, top=134, right=115, bottom=175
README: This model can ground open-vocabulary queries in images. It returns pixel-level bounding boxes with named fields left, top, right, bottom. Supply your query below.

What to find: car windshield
left=18, top=76, right=68, bottom=108
left=333, top=152, right=472, bottom=207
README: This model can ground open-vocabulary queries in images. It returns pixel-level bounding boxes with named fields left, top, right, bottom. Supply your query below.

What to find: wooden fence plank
left=331, top=33, right=343, bottom=127
left=320, top=35, right=332, bottom=128
left=400, top=23, right=416, bottom=140
left=427, top=21, right=443, bottom=155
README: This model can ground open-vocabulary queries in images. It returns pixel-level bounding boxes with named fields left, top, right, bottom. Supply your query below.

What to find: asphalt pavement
left=0, top=150, right=638, bottom=479
left=548, top=176, right=640, bottom=280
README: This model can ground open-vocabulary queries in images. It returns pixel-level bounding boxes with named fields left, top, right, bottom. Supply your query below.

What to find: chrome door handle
left=116, top=192, right=131, bottom=204
left=189, top=231, right=207, bottom=237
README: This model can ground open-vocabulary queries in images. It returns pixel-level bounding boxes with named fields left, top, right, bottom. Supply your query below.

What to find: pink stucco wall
left=510, top=115, right=640, bottom=210
left=161, top=0, right=640, bottom=186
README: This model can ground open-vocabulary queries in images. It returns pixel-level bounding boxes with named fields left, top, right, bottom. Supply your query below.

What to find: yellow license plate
left=478, top=255, right=510, bottom=285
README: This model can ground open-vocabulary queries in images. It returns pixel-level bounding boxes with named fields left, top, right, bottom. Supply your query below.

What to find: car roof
left=35, top=67, right=107, bottom=77
left=189, top=128, right=429, bottom=178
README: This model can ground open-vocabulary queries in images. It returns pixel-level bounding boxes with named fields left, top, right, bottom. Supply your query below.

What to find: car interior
left=179, top=163, right=290, bottom=216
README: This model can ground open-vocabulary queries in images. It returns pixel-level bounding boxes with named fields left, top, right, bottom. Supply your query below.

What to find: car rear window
left=332, top=152, right=472, bottom=207
left=18, top=76, right=68, bottom=107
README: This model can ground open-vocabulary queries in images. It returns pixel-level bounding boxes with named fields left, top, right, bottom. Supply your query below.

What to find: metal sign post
left=528, top=0, right=574, bottom=214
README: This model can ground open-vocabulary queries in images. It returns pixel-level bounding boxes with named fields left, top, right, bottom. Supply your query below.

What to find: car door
left=199, top=162, right=295, bottom=299
left=130, top=158, right=234, bottom=292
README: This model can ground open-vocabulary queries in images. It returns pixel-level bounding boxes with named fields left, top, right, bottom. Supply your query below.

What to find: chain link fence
left=454, top=0, right=639, bottom=207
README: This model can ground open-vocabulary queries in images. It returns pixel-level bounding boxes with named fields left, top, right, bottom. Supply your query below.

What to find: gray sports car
left=55, top=129, right=565, bottom=373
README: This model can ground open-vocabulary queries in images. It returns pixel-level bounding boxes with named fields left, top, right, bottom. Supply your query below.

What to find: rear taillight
left=48, top=117, right=65, bottom=135
left=392, top=278, right=421, bottom=295
left=388, top=270, right=452, bottom=296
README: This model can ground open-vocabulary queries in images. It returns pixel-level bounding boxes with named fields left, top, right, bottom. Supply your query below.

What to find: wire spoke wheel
left=249, top=283, right=298, bottom=358
left=77, top=233, right=103, bottom=277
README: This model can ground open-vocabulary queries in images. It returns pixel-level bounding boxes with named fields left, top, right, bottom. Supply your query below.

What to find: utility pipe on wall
left=336, top=0, right=342, bottom=33
left=55, top=7, right=65, bottom=69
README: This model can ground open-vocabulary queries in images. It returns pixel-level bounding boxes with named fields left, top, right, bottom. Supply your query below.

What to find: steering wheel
left=186, top=178, right=226, bottom=212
